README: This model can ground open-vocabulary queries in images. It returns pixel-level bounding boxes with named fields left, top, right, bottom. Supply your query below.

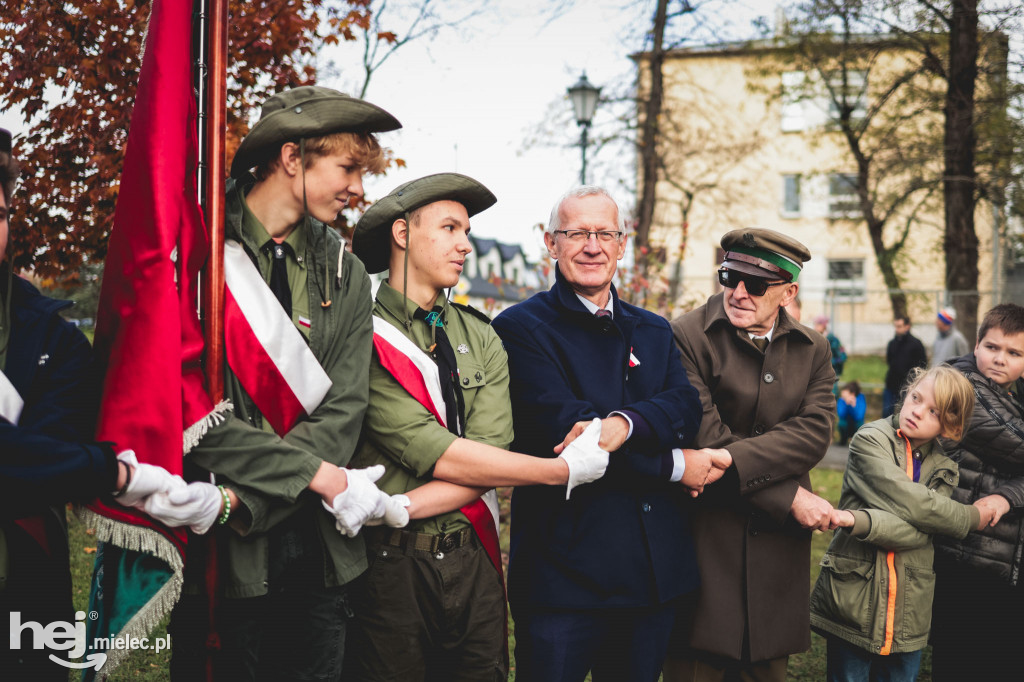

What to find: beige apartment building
left=640, top=39, right=1008, bottom=352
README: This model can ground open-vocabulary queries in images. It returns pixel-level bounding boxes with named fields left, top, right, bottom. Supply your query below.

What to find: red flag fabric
left=76, top=0, right=222, bottom=675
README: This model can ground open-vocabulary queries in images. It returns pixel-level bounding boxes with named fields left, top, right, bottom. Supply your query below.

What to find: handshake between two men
left=554, top=415, right=732, bottom=497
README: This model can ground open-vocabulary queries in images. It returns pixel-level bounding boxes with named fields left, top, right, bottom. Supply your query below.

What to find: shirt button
left=642, top=503, right=651, bottom=512
left=462, top=377, right=470, bottom=386
left=753, top=425, right=764, bottom=435
left=764, top=372, right=775, bottom=383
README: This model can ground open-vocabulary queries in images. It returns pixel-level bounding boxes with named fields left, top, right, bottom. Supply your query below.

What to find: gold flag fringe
left=184, top=399, right=233, bottom=454
left=72, top=399, right=233, bottom=676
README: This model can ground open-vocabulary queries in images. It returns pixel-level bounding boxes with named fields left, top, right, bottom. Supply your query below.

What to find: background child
left=931, top=303, right=1024, bottom=681
left=810, top=366, right=990, bottom=682
left=836, top=381, right=866, bottom=445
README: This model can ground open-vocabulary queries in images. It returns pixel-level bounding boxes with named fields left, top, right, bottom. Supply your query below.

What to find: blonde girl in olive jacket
left=810, top=366, right=990, bottom=682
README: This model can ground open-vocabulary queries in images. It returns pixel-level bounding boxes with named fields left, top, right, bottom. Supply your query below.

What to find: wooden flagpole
left=201, top=0, right=227, bottom=401
left=198, top=1, right=228, bottom=679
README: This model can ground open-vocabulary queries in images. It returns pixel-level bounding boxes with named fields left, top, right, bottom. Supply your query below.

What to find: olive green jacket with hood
left=810, top=416, right=980, bottom=654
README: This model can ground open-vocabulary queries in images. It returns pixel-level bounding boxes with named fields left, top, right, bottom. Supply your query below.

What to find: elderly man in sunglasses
left=664, top=228, right=838, bottom=682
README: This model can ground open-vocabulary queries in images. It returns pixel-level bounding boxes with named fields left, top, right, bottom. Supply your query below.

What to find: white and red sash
left=223, top=239, right=332, bottom=436
left=0, top=369, right=23, bottom=425
left=371, top=316, right=502, bottom=574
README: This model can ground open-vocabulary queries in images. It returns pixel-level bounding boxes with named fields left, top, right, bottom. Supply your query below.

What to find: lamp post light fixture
left=567, top=72, right=601, bottom=185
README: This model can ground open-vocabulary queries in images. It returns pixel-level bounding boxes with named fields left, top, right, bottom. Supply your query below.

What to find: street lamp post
left=567, top=73, right=601, bottom=185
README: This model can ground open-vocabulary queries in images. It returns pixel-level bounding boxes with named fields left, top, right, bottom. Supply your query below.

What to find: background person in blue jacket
left=492, top=186, right=722, bottom=682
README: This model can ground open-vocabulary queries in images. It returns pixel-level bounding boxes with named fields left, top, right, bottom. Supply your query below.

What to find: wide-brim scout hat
left=230, top=85, right=401, bottom=178
left=720, top=228, right=811, bottom=282
left=353, top=172, right=497, bottom=274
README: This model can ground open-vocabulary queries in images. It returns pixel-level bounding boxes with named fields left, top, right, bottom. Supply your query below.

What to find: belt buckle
left=436, top=532, right=458, bottom=554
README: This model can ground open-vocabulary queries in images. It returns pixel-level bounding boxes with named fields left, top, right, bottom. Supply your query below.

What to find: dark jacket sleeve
left=2, top=313, right=117, bottom=517
left=493, top=308, right=700, bottom=480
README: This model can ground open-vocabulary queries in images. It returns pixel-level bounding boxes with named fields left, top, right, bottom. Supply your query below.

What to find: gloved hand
left=321, top=465, right=388, bottom=537
left=143, top=482, right=223, bottom=535
left=115, top=450, right=187, bottom=508
left=365, top=494, right=411, bottom=529
left=557, top=418, right=608, bottom=500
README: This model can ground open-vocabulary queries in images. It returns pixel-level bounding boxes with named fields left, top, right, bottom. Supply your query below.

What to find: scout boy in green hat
left=346, top=172, right=611, bottom=681
left=168, top=86, right=407, bottom=682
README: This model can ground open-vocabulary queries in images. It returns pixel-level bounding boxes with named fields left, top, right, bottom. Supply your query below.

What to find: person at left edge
left=168, top=86, right=406, bottom=682
left=0, top=127, right=222, bottom=681
left=344, top=173, right=610, bottom=681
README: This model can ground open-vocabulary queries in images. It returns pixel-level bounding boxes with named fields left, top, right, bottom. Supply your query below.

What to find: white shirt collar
left=576, top=293, right=613, bottom=318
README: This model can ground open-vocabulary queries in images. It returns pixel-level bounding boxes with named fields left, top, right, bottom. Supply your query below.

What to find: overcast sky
left=0, top=0, right=776, bottom=261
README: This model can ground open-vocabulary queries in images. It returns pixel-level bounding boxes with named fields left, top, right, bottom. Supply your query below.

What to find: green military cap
left=720, top=228, right=811, bottom=282
left=230, top=85, right=401, bottom=178
left=352, top=172, right=497, bottom=274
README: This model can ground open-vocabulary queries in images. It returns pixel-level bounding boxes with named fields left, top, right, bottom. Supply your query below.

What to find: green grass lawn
left=70, top=463, right=932, bottom=680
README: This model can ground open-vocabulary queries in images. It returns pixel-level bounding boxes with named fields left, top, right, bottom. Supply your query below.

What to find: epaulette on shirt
left=451, top=301, right=492, bottom=325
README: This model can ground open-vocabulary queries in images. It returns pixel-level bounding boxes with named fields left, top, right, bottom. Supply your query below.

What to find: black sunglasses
left=718, top=268, right=788, bottom=296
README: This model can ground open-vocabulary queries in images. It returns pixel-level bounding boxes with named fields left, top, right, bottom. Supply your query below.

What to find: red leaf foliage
left=0, top=0, right=371, bottom=280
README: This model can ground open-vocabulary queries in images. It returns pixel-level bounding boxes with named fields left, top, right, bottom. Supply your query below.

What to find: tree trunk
left=635, top=0, right=668, bottom=277
left=865, top=216, right=909, bottom=319
left=944, top=0, right=980, bottom=345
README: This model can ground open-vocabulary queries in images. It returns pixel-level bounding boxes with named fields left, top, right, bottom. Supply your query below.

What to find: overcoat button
left=764, top=373, right=775, bottom=383
left=642, top=503, right=651, bottom=512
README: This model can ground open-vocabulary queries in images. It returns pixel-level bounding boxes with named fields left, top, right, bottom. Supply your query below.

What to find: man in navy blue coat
left=492, top=186, right=722, bottom=681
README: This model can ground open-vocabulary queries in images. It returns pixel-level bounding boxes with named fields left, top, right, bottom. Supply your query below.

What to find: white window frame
left=828, top=173, right=861, bottom=218
left=781, top=174, right=801, bottom=217
left=827, top=258, right=867, bottom=302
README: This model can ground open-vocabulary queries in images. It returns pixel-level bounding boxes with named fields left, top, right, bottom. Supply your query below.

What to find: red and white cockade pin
left=629, top=347, right=640, bottom=368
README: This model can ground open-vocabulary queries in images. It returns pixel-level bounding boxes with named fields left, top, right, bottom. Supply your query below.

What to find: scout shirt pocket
left=811, top=552, right=876, bottom=634
left=456, top=360, right=487, bottom=396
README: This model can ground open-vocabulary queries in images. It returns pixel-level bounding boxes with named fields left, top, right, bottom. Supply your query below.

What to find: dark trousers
left=0, top=521, right=73, bottom=682
left=825, top=637, right=921, bottom=682
left=931, top=557, right=1024, bottom=682
left=344, top=532, right=507, bottom=682
left=170, top=518, right=351, bottom=682
left=512, top=601, right=680, bottom=682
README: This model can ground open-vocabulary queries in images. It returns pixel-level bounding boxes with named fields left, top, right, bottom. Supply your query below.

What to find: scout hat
left=353, top=172, right=497, bottom=274
left=230, top=86, right=401, bottom=178
left=720, top=228, right=811, bottom=282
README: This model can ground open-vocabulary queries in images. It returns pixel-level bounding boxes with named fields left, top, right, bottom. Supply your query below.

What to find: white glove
left=142, top=482, right=223, bottom=535
left=115, top=450, right=187, bottom=508
left=365, top=494, right=411, bottom=529
left=558, top=418, right=609, bottom=500
left=321, top=465, right=388, bottom=537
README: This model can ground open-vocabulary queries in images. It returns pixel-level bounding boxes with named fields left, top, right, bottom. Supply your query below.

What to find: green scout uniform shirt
left=185, top=178, right=373, bottom=598
left=350, top=282, right=514, bottom=536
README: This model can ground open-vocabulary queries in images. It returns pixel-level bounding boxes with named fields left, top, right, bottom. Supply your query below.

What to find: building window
left=780, top=71, right=806, bottom=132
left=826, top=70, right=868, bottom=127
left=782, top=174, right=801, bottom=216
left=827, top=259, right=866, bottom=301
left=828, top=173, right=860, bottom=218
